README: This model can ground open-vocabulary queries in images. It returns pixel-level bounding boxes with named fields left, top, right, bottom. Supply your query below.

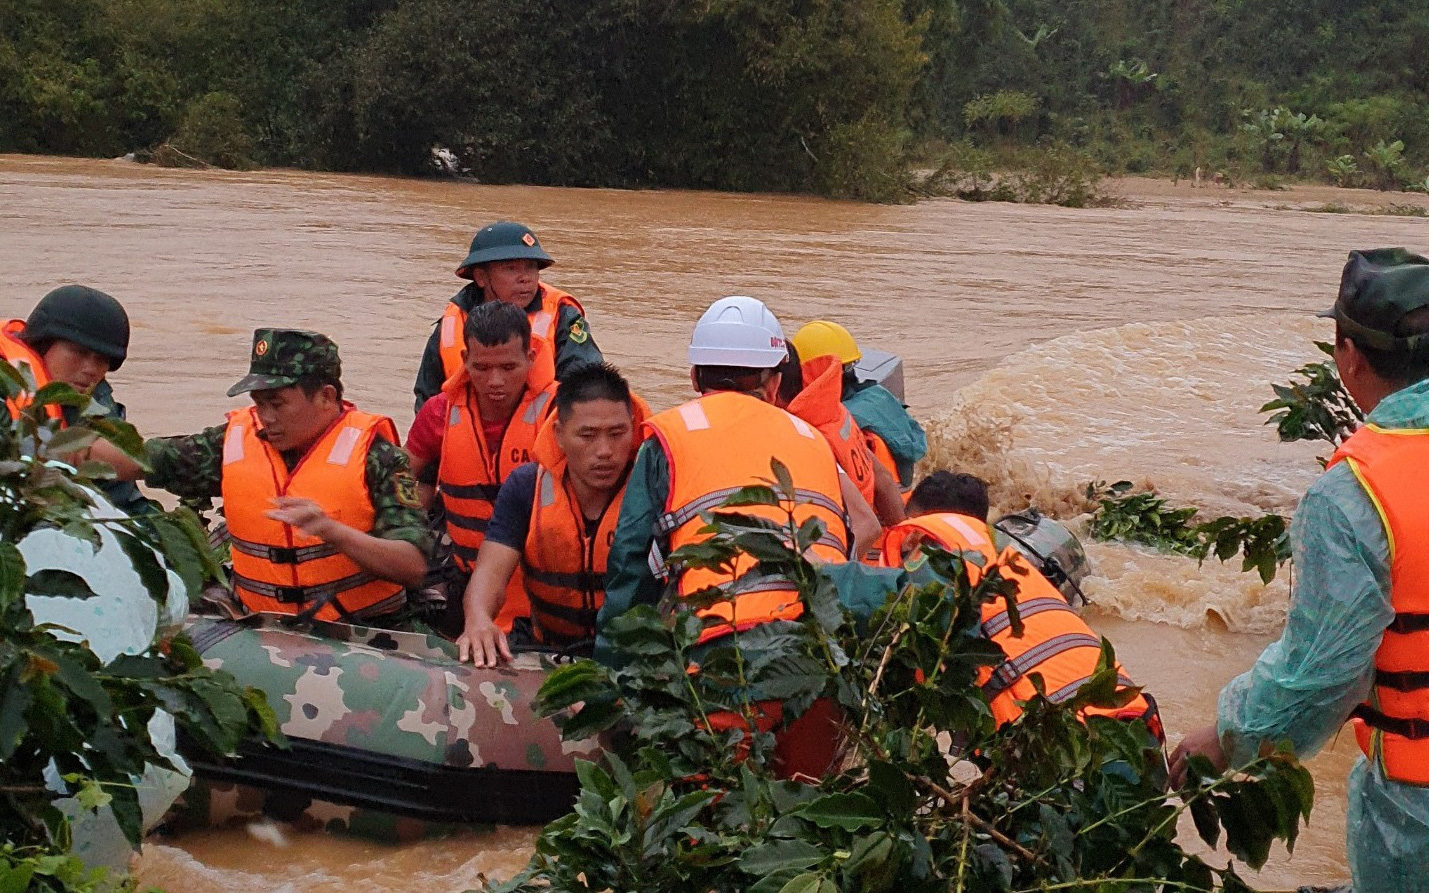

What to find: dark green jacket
left=412, top=284, right=603, bottom=410
left=69, top=381, right=155, bottom=516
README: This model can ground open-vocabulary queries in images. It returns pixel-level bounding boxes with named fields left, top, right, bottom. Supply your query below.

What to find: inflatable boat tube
left=177, top=617, right=590, bottom=832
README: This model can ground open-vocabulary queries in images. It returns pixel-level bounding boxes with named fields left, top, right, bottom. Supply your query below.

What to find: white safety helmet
left=688, top=295, right=788, bottom=369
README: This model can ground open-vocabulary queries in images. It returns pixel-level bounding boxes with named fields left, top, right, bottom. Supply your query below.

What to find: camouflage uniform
left=143, top=329, right=431, bottom=554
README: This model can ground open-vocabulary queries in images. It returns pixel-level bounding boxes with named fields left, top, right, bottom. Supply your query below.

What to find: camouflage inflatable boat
left=173, top=616, right=589, bottom=836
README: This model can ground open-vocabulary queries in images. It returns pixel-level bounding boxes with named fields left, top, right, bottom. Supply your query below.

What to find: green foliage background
left=4, top=0, right=1429, bottom=196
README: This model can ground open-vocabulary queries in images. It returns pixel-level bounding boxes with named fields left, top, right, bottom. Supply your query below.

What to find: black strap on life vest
left=1387, top=612, right=1429, bottom=635
left=1352, top=703, right=1429, bottom=740
left=1375, top=668, right=1429, bottom=692
left=233, top=570, right=378, bottom=605
left=230, top=537, right=340, bottom=564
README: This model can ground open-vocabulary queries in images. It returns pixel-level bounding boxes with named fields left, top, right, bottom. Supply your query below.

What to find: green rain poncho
left=1217, top=377, right=1429, bottom=891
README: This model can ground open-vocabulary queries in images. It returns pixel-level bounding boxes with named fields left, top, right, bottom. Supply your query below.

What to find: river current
left=6, top=155, right=1428, bottom=891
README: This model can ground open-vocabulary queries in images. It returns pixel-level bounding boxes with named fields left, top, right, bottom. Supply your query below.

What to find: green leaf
left=25, top=569, right=98, bottom=600
left=0, top=861, right=36, bottom=893
left=793, top=792, right=883, bottom=830
left=722, top=485, right=781, bottom=508
left=775, top=871, right=827, bottom=893
left=0, top=666, right=33, bottom=761
left=40, top=427, right=99, bottom=458
left=739, top=839, right=827, bottom=875
left=112, top=529, right=170, bottom=603
left=769, top=458, right=795, bottom=499
left=0, top=540, right=26, bottom=610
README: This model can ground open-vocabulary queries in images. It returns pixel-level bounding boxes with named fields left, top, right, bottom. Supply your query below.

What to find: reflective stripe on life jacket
left=437, top=285, right=585, bottom=385
left=437, top=369, right=557, bottom=630
left=221, top=405, right=404, bottom=621
left=1329, top=423, right=1429, bottom=784
left=879, top=513, right=1160, bottom=736
left=787, top=355, right=877, bottom=506
left=645, top=392, right=850, bottom=644
left=0, top=320, right=63, bottom=422
left=522, top=464, right=625, bottom=646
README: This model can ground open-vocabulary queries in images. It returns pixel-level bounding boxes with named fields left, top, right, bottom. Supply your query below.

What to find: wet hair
left=295, top=375, right=344, bottom=403
left=555, top=363, right=634, bottom=421
left=776, top=344, right=804, bottom=406
left=908, top=471, right=990, bottom=521
left=1336, top=308, right=1429, bottom=386
left=464, top=300, right=531, bottom=352
left=693, top=365, right=775, bottom=394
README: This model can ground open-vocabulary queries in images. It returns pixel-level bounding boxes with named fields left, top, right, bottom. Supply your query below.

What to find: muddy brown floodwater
left=6, top=155, right=1428, bottom=892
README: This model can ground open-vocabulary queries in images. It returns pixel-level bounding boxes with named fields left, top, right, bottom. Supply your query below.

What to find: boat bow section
left=182, top=617, right=585, bottom=825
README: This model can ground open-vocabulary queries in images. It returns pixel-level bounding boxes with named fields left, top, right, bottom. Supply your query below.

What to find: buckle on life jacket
left=272, top=585, right=308, bottom=604
left=269, top=546, right=300, bottom=565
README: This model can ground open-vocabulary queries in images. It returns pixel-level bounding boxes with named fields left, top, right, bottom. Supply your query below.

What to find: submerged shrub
left=157, top=92, right=255, bottom=170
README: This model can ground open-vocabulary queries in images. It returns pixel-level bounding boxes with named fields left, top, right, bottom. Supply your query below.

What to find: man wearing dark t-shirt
left=456, top=364, right=644, bottom=665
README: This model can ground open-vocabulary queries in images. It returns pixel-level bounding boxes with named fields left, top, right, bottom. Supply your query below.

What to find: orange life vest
left=437, top=365, right=557, bottom=630
left=865, top=429, right=910, bottom=499
left=520, top=393, right=649, bottom=646
left=437, top=285, right=584, bottom=386
left=522, top=465, right=624, bottom=646
left=221, top=404, right=405, bottom=622
left=787, top=355, right=878, bottom=506
left=1329, top=423, right=1429, bottom=784
left=0, top=320, right=64, bottom=422
left=880, top=513, right=1161, bottom=736
left=645, top=392, right=851, bottom=644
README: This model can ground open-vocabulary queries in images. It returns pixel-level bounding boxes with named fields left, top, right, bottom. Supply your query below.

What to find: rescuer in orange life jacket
left=777, top=342, right=905, bottom=529
left=879, top=470, right=1163, bottom=740
left=454, top=363, right=649, bottom=666
left=595, top=295, right=881, bottom=781
left=0, top=285, right=153, bottom=515
left=1170, top=248, right=1429, bottom=891
left=411, top=221, right=603, bottom=412
left=406, top=300, right=560, bottom=638
left=94, top=329, right=431, bottom=625
left=791, top=320, right=927, bottom=497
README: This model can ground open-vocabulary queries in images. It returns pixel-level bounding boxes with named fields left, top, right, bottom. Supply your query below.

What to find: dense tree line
left=3, top=0, right=1429, bottom=198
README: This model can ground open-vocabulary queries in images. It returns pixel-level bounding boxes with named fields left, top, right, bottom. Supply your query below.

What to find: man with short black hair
left=408, top=300, right=559, bottom=635
left=906, top=470, right=990, bottom=521
left=456, top=363, right=646, bottom=665
left=1171, top=248, right=1429, bottom=891
left=882, top=471, right=1159, bottom=736
left=413, top=221, right=602, bottom=410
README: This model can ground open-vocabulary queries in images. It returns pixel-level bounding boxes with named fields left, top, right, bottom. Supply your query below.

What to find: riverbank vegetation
left=5, top=0, right=1429, bottom=201
left=478, top=477, right=1313, bottom=893
left=0, top=365, right=280, bottom=889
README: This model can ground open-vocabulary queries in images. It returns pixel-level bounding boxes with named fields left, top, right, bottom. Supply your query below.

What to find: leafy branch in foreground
left=479, top=464, right=1312, bottom=893
left=1260, top=341, right=1362, bottom=461
left=1085, top=481, right=1290, bottom=584
left=0, top=361, right=282, bottom=886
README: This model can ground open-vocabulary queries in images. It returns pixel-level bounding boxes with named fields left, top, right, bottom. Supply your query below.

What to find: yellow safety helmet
left=791, top=320, right=861, bottom=365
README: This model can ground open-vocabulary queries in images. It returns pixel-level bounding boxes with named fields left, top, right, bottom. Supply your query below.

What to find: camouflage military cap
left=1319, top=248, right=1429, bottom=352
left=227, top=328, right=342, bottom=397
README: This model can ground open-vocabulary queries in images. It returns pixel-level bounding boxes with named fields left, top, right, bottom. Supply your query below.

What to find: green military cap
left=226, top=328, right=342, bottom=397
left=1320, top=248, right=1429, bottom=352
left=455, top=221, right=554, bottom=279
